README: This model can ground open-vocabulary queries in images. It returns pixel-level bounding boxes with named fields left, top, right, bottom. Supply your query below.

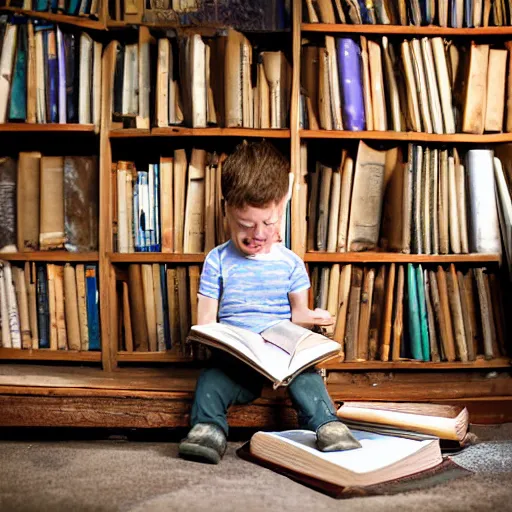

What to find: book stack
left=110, top=28, right=291, bottom=129
left=304, top=0, right=512, bottom=27
left=117, top=263, right=199, bottom=355
left=305, top=141, right=503, bottom=255
left=0, top=260, right=100, bottom=351
left=311, top=262, right=509, bottom=362
left=0, top=153, right=99, bottom=253
left=0, top=16, right=102, bottom=129
left=301, top=36, right=512, bottom=134
left=1, top=0, right=101, bottom=18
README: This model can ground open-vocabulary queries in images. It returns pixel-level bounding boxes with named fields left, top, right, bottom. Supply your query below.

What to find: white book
left=92, top=41, right=102, bottom=133
left=430, top=38, right=455, bottom=134
left=190, top=34, right=207, bottom=128
left=466, top=150, right=501, bottom=254
left=2, top=261, right=21, bottom=349
left=0, top=264, right=12, bottom=347
left=156, top=38, right=169, bottom=127
left=494, top=157, right=512, bottom=269
left=56, top=27, right=67, bottom=124
left=117, top=169, right=128, bottom=253
left=189, top=320, right=341, bottom=388
left=0, top=24, right=17, bottom=124
left=421, top=38, right=443, bottom=134
left=137, top=34, right=151, bottom=129
left=122, top=44, right=138, bottom=116
left=79, top=33, right=93, bottom=125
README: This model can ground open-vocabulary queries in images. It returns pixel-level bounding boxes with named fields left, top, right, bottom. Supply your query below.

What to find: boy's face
left=226, top=201, right=284, bottom=256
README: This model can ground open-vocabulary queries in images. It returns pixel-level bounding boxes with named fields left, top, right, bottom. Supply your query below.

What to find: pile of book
left=110, top=27, right=291, bottom=129
left=117, top=263, right=199, bottom=355
left=1, top=0, right=101, bottom=19
left=301, top=36, right=512, bottom=134
left=304, top=0, right=512, bottom=27
left=0, top=153, right=99, bottom=253
left=312, top=262, right=509, bottom=362
left=0, top=16, right=102, bottom=128
left=305, top=142, right=504, bottom=256
left=0, top=261, right=100, bottom=351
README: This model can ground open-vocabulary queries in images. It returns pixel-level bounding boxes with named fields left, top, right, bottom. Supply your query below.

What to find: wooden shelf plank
left=109, top=253, right=205, bottom=263
left=109, top=128, right=151, bottom=138
left=0, top=7, right=104, bottom=29
left=0, top=349, right=101, bottom=362
left=117, top=352, right=193, bottom=362
left=110, top=127, right=290, bottom=138
left=0, top=123, right=95, bottom=132
left=304, top=252, right=502, bottom=263
left=302, top=23, right=512, bottom=36
left=300, top=130, right=512, bottom=143
left=0, top=252, right=99, bottom=262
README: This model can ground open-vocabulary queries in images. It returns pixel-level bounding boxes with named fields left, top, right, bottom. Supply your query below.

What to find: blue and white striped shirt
left=199, top=240, right=310, bottom=333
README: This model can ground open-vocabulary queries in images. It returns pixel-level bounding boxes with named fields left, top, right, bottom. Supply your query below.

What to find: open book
left=247, top=429, right=443, bottom=489
left=187, top=321, right=341, bottom=388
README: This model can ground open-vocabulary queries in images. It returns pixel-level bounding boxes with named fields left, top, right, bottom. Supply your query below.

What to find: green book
left=415, top=264, right=430, bottom=361
left=407, top=264, right=423, bottom=360
left=9, top=23, right=27, bottom=121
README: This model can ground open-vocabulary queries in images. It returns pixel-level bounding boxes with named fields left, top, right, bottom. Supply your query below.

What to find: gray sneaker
left=316, top=421, right=362, bottom=452
left=179, top=423, right=227, bottom=464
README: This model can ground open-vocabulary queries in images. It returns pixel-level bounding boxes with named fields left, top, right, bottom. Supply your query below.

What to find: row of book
left=117, top=263, right=197, bottom=355
left=1, top=0, right=100, bottom=18
left=0, top=16, right=102, bottom=127
left=110, top=28, right=291, bottom=130
left=301, top=36, right=512, bottom=134
left=0, top=261, right=100, bottom=350
left=305, top=141, right=504, bottom=255
left=0, top=154, right=98, bottom=253
left=312, top=263, right=509, bottom=362
left=304, top=0, right=512, bottom=27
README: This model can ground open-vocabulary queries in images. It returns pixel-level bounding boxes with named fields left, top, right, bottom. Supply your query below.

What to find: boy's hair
left=221, top=140, right=290, bottom=209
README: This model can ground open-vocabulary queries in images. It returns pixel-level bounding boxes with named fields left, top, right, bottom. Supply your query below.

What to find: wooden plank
left=302, top=23, right=512, bottom=36
left=300, top=130, right=512, bottom=143
left=0, top=349, right=101, bottom=362
left=0, top=252, right=99, bottom=262
left=0, top=7, right=105, bottom=29
left=109, top=129, right=151, bottom=138
left=304, top=252, right=502, bottom=263
left=0, top=123, right=95, bottom=132
left=109, top=253, right=205, bottom=263
left=152, top=127, right=291, bottom=138
left=117, top=352, right=193, bottom=362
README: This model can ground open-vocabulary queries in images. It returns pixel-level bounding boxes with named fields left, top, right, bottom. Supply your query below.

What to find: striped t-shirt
left=199, top=240, right=310, bottom=333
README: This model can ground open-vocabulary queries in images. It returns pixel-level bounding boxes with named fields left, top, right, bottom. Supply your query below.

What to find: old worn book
left=189, top=320, right=340, bottom=389
left=484, top=48, right=507, bottom=132
left=183, top=149, right=206, bottom=253
left=173, top=149, right=187, bottom=253
left=380, top=262, right=396, bottom=361
left=160, top=156, right=174, bottom=253
left=357, top=267, right=375, bottom=360
left=141, top=264, right=157, bottom=352
left=337, top=155, right=354, bottom=252
left=40, top=157, right=65, bottom=250
left=368, top=265, right=386, bottom=360
left=333, top=264, right=351, bottom=357
left=63, top=264, right=80, bottom=351
left=128, top=264, right=148, bottom=351
left=17, top=152, right=41, bottom=252
left=0, top=157, right=17, bottom=253
left=337, top=402, right=469, bottom=443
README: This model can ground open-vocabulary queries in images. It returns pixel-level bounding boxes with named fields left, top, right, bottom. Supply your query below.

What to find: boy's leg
left=287, top=369, right=361, bottom=452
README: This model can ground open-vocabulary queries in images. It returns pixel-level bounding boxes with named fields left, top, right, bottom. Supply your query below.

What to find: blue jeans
left=190, top=352, right=338, bottom=436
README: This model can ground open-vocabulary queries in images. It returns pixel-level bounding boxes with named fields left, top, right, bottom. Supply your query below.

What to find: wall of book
left=1, top=0, right=102, bottom=22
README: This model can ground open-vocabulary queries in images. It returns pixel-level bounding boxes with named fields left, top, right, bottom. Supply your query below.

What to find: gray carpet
left=0, top=424, right=511, bottom=512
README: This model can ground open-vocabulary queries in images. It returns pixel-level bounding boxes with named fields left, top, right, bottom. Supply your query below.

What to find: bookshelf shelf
left=117, top=352, right=193, bottom=362
left=0, top=348, right=101, bottom=362
left=109, top=253, right=205, bottom=263
left=0, top=123, right=95, bottom=132
left=304, top=252, right=502, bottom=264
left=0, top=252, right=99, bottom=262
left=319, top=357, right=512, bottom=370
left=0, top=7, right=105, bottom=30
left=109, top=127, right=291, bottom=138
left=302, top=23, right=512, bottom=36
left=300, top=130, right=512, bottom=143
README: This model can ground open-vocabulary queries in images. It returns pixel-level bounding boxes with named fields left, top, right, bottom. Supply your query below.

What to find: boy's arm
left=197, top=294, right=219, bottom=325
left=289, top=289, right=334, bottom=327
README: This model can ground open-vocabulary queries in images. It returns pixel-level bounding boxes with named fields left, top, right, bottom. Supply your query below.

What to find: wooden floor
left=0, top=364, right=511, bottom=428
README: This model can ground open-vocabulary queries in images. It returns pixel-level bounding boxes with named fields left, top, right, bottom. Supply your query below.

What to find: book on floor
left=187, top=320, right=341, bottom=388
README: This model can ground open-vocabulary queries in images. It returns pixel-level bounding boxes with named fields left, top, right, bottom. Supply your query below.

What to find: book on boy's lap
left=187, top=320, right=341, bottom=388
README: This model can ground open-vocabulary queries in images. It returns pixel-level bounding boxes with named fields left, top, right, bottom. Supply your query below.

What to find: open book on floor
left=187, top=320, right=341, bottom=388
left=237, top=428, right=470, bottom=498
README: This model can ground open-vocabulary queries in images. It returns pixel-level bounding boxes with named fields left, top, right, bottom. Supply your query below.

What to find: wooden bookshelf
left=0, top=123, right=95, bottom=132
left=304, top=252, right=502, bottom=264
left=0, top=7, right=105, bottom=30
left=117, top=352, right=193, bottom=362
left=109, top=127, right=290, bottom=138
left=0, top=348, right=101, bottom=362
left=0, top=252, right=99, bottom=262
left=109, top=253, right=205, bottom=263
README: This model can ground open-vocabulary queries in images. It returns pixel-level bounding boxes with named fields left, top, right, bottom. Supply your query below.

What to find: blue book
left=464, top=0, right=473, bottom=27
left=47, top=28, right=58, bottom=123
left=9, top=23, right=27, bottom=121
left=415, top=265, right=430, bottom=361
left=34, top=0, right=49, bottom=11
left=153, top=163, right=161, bottom=252
left=407, top=264, right=423, bottom=360
left=36, top=264, right=50, bottom=348
left=160, top=264, right=171, bottom=349
left=67, top=0, right=81, bottom=16
left=133, top=178, right=140, bottom=251
left=285, top=200, right=291, bottom=249
left=63, top=32, right=78, bottom=123
left=85, top=265, right=100, bottom=350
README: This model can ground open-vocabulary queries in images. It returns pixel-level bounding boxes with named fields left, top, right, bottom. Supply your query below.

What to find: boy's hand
left=292, top=307, right=335, bottom=327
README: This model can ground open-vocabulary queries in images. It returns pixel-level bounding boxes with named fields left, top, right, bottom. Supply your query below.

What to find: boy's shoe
left=178, top=423, right=227, bottom=464
left=316, top=421, right=362, bottom=452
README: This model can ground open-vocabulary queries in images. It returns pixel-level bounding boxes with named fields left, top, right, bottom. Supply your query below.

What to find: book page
left=260, top=320, right=314, bottom=354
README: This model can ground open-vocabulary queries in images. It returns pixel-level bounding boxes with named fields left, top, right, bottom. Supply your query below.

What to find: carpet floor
left=0, top=424, right=511, bottom=512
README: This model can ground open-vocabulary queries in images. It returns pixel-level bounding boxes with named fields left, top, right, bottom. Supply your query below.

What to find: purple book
left=56, top=26, right=67, bottom=124
left=47, top=29, right=59, bottom=123
left=336, top=38, right=365, bottom=132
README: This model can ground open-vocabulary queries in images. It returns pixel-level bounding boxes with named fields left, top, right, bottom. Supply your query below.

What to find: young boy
left=179, top=141, right=361, bottom=464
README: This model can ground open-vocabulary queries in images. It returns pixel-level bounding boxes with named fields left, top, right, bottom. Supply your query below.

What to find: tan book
left=455, top=162, right=468, bottom=254
left=0, top=264, right=11, bottom=347
left=360, top=36, right=373, bottom=131
left=137, top=27, right=154, bottom=129
left=505, top=41, right=512, bottom=132
left=457, top=270, right=475, bottom=361
left=422, top=147, right=431, bottom=254
left=410, top=38, right=433, bottom=134
left=122, top=281, right=133, bottom=352
left=79, top=33, right=93, bottom=125
left=325, top=36, right=343, bottom=130
left=483, top=0, right=492, bottom=25
left=483, top=271, right=499, bottom=357
left=446, top=265, right=468, bottom=362
left=333, top=264, right=352, bottom=359
left=380, top=262, right=396, bottom=361
left=381, top=36, right=402, bottom=132
left=421, top=38, right=444, bottom=134
left=438, top=150, right=449, bottom=255
left=189, top=265, right=201, bottom=327
left=166, top=267, right=181, bottom=354
left=257, top=62, right=271, bottom=129
left=241, top=39, right=253, bottom=128
left=391, top=264, right=405, bottom=361
left=63, top=264, right=80, bottom=351
left=318, top=267, right=330, bottom=311
left=301, top=46, right=320, bottom=131
left=26, top=21, right=37, bottom=124
left=128, top=264, right=148, bottom=351
left=262, top=50, right=286, bottom=129
left=17, top=152, right=41, bottom=252
left=435, top=266, right=456, bottom=361
left=13, top=267, right=31, bottom=349
left=75, top=264, right=89, bottom=351
left=347, top=141, right=387, bottom=251
left=152, top=264, right=165, bottom=352
left=35, top=30, right=46, bottom=123
left=296, top=144, right=309, bottom=257
left=474, top=269, right=495, bottom=359
left=402, top=146, right=413, bottom=254
left=316, top=165, right=332, bottom=251
left=462, top=43, right=490, bottom=134
left=190, top=34, right=208, bottom=128
left=344, top=266, right=363, bottom=361
left=40, top=157, right=65, bottom=250
left=156, top=38, right=170, bottom=127
left=357, top=267, right=375, bottom=361
left=53, top=265, right=67, bottom=350
left=448, top=156, right=461, bottom=254
left=183, top=149, right=206, bottom=253
left=318, top=47, right=332, bottom=130
left=368, top=265, right=386, bottom=360
left=430, top=149, right=439, bottom=255
left=204, top=157, right=217, bottom=254
left=116, top=163, right=128, bottom=253
left=484, top=49, right=507, bottom=132
left=0, top=24, right=17, bottom=124
left=173, top=149, right=187, bottom=253
left=438, top=0, right=449, bottom=25
left=304, top=0, right=319, bottom=22
left=316, top=0, right=336, bottom=22
left=160, top=156, right=174, bottom=253
left=326, top=168, right=341, bottom=252
left=141, top=264, right=157, bottom=352
left=307, top=164, right=320, bottom=252
left=367, top=39, right=387, bottom=131
left=224, top=29, right=243, bottom=127
left=46, top=264, right=58, bottom=350
left=401, top=40, right=422, bottom=132
left=25, top=263, right=38, bottom=349
left=92, top=41, right=102, bottom=134
left=177, top=266, right=190, bottom=353
left=424, top=270, right=440, bottom=363
left=337, top=155, right=354, bottom=252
